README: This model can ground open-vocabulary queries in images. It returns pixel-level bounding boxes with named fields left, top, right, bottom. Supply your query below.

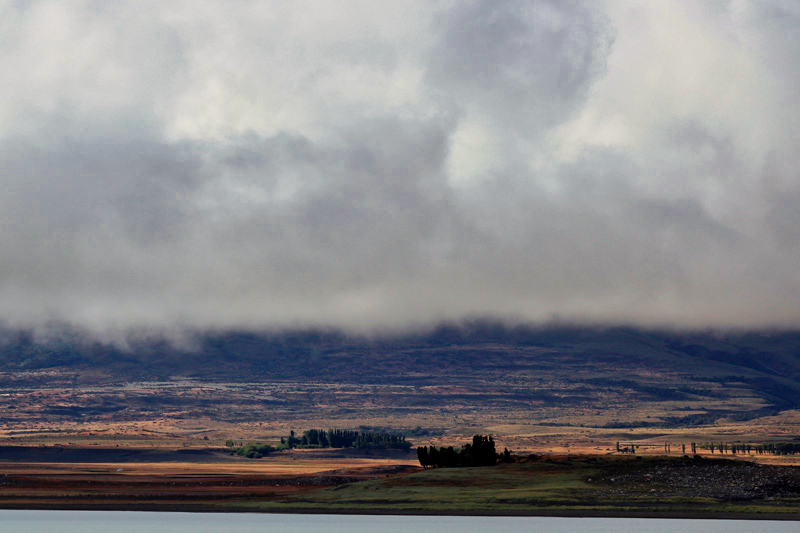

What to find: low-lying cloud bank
left=2, top=1, right=800, bottom=339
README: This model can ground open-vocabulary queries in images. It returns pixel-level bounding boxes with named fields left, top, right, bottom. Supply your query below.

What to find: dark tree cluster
left=280, top=428, right=410, bottom=450
left=417, top=435, right=509, bottom=469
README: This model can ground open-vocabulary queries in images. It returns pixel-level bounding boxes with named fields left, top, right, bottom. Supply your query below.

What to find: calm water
left=0, top=511, right=797, bottom=533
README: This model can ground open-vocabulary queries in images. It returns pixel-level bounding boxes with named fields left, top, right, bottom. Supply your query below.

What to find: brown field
left=0, top=446, right=420, bottom=510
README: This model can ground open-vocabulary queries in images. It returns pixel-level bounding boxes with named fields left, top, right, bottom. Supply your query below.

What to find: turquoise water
left=0, top=511, right=797, bottom=532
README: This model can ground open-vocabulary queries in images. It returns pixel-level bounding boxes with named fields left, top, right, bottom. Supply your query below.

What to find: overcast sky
left=2, top=0, right=800, bottom=339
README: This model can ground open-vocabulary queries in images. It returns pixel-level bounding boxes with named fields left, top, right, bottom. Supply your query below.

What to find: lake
left=1, top=511, right=798, bottom=532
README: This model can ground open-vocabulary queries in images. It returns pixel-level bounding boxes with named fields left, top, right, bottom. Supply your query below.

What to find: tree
left=417, top=446, right=430, bottom=469
left=429, top=447, right=440, bottom=468
left=502, top=448, right=512, bottom=463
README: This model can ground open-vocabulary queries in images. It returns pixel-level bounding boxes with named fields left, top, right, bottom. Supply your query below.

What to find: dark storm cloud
left=1, top=0, right=800, bottom=339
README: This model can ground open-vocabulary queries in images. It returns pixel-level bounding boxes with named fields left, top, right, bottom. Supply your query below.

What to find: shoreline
left=0, top=502, right=799, bottom=521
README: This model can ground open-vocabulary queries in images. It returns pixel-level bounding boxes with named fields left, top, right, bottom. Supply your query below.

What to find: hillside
left=1, top=324, right=800, bottom=447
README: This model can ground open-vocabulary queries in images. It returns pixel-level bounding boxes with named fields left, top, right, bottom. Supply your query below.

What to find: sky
left=2, top=0, right=800, bottom=339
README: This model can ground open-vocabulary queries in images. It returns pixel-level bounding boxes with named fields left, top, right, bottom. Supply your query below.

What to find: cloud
left=1, top=0, right=800, bottom=339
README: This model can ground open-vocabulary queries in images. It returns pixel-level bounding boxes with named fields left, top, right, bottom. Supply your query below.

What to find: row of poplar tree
left=615, top=441, right=800, bottom=456
left=699, top=442, right=800, bottom=455
left=281, top=428, right=411, bottom=450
